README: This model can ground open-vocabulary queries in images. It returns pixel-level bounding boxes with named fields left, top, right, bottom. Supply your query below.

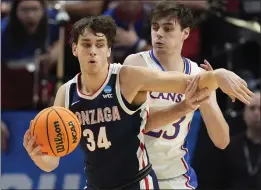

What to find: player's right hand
left=184, top=75, right=210, bottom=111
left=23, top=121, right=45, bottom=158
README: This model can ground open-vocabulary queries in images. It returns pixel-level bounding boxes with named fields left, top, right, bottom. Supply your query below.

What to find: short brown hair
left=70, top=16, right=117, bottom=47
left=150, top=0, right=194, bottom=30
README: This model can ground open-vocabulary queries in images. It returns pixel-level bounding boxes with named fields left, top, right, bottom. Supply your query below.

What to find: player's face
left=72, top=29, right=111, bottom=75
left=244, top=92, right=260, bottom=130
left=151, top=16, right=190, bottom=54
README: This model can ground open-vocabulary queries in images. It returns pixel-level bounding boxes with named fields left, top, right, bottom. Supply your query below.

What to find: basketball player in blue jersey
left=23, top=16, right=253, bottom=190
left=122, top=1, right=237, bottom=189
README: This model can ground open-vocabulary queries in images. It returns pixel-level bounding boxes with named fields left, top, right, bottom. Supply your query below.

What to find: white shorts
left=158, top=173, right=197, bottom=189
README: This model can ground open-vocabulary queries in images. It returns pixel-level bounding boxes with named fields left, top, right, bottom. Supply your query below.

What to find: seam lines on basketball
left=46, top=110, right=57, bottom=156
left=32, top=109, right=50, bottom=136
left=52, top=108, right=70, bottom=155
left=56, top=107, right=81, bottom=135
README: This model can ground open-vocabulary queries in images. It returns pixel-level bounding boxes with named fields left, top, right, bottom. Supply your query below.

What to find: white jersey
left=140, top=50, right=201, bottom=180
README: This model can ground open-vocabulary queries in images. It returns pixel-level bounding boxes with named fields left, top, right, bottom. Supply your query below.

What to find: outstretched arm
left=121, top=54, right=254, bottom=105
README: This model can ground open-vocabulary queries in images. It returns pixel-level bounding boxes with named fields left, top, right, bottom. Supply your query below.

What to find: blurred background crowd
left=1, top=0, right=260, bottom=189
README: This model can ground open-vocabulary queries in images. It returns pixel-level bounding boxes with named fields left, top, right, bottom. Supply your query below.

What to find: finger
left=228, top=94, right=236, bottom=102
left=193, top=96, right=210, bottom=105
left=240, top=83, right=255, bottom=97
left=190, top=88, right=209, bottom=103
left=26, top=136, right=36, bottom=153
left=185, top=78, right=194, bottom=95
left=31, top=145, right=42, bottom=156
left=242, top=84, right=255, bottom=97
left=23, top=130, right=31, bottom=148
left=239, top=78, right=248, bottom=87
left=189, top=76, right=200, bottom=94
left=186, top=76, right=200, bottom=98
left=204, top=59, right=214, bottom=70
left=200, top=64, right=208, bottom=71
left=234, top=88, right=251, bottom=105
left=237, top=85, right=253, bottom=103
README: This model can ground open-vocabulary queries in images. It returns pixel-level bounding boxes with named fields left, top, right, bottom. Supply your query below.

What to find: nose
left=89, top=45, right=97, bottom=56
left=156, top=27, right=164, bottom=39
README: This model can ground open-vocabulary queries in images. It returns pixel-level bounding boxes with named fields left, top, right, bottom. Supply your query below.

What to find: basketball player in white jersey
left=23, top=15, right=253, bottom=190
left=123, top=1, right=235, bottom=189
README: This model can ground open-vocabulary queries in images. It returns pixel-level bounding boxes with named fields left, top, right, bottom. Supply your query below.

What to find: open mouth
left=88, top=60, right=96, bottom=64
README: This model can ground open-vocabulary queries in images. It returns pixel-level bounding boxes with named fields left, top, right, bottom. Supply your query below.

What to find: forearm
left=145, top=101, right=191, bottom=132
left=200, top=99, right=230, bottom=149
left=31, top=155, right=59, bottom=172
left=142, top=70, right=219, bottom=94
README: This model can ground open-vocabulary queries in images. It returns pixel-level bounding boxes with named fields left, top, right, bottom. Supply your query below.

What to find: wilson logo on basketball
left=54, top=121, right=65, bottom=153
left=68, top=121, right=77, bottom=143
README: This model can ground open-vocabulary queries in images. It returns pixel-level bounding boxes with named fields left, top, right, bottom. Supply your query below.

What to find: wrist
left=211, top=70, right=221, bottom=90
left=180, top=100, right=194, bottom=113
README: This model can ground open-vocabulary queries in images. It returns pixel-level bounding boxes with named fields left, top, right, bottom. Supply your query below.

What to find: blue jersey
left=64, top=63, right=151, bottom=189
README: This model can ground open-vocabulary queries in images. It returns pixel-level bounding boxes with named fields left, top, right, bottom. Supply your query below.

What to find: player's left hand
left=184, top=75, right=211, bottom=111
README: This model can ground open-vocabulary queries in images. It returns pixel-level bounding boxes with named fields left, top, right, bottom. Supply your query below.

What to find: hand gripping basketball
left=28, top=106, right=82, bottom=157
left=23, top=122, right=45, bottom=158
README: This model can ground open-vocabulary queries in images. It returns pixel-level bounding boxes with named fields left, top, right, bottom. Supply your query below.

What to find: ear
left=107, top=47, right=111, bottom=58
left=183, top=27, right=190, bottom=41
left=72, top=43, right=78, bottom=57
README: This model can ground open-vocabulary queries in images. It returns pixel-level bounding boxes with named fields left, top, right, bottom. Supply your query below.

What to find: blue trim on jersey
left=149, top=49, right=191, bottom=75
left=150, top=49, right=165, bottom=71
left=183, top=141, right=198, bottom=189
left=183, top=58, right=191, bottom=75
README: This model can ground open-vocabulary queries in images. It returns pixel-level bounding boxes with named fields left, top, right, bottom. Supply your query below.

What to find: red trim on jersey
left=139, top=143, right=149, bottom=189
left=187, top=121, right=191, bottom=131
left=181, top=157, right=188, bottom=170
left=145, top=110, right=149, bottom=119
left=182, top=174, right=195, bottom=190
left=76, top=65, right=110, bottom=97
left=144, top=176, right=150, bottom=189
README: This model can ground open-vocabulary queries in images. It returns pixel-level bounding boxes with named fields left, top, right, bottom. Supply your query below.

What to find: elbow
left=42, top=164, right=58, bottom=172
left=40, top=161, right=59, bottom=173
left=42, top=168, right=55, bottom=172
left=214, top=137, right=230, bottom=150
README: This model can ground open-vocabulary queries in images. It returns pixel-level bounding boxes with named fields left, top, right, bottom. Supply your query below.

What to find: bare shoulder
left=122, top=53, right=147, bottom=67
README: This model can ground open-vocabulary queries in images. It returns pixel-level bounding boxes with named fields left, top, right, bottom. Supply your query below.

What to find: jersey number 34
left=83, top=127, right=111, bottom=151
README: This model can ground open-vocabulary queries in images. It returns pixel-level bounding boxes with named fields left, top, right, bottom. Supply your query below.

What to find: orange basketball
left=30, top=106, right=81, bottom=157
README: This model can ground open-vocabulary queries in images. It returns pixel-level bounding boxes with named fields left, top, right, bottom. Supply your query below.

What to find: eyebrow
left=81, top=38, right=105, bottom=42
left=152, top=22, right=174, bottom=26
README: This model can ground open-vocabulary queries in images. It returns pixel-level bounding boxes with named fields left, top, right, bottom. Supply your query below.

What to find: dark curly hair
left=70, top=16, right=117, bottom=48
left=149, top=0, right=194, bottom=30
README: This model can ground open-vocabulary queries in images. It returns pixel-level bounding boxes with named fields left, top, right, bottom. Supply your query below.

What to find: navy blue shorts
left=84, top=169, right=159, bottom=190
